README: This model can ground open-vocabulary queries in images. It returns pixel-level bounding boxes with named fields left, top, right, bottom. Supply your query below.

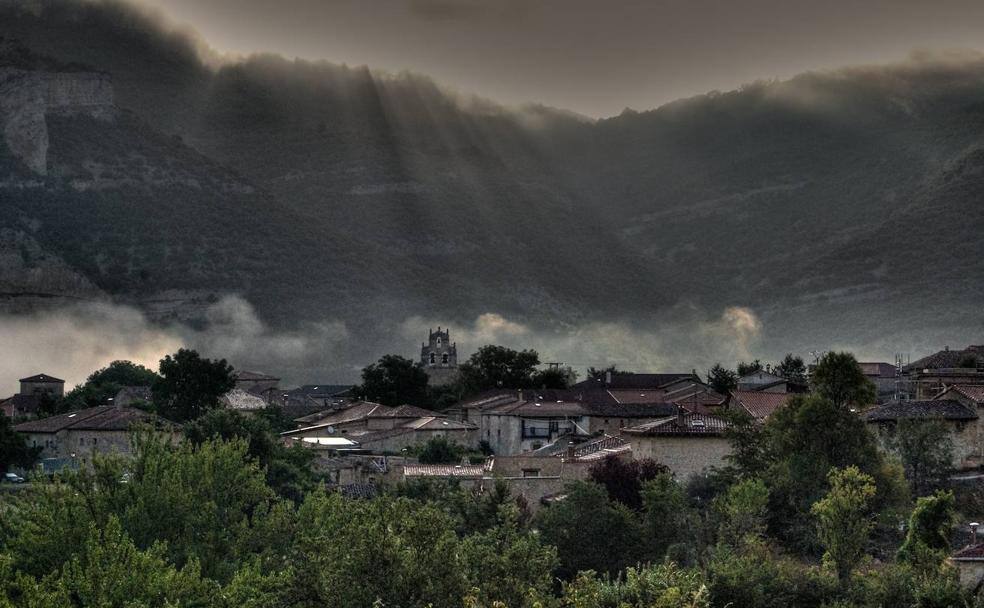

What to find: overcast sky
left=146, top=0, right=984, bottom=117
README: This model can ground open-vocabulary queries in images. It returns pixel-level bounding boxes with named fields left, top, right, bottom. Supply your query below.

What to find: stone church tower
left=420, top=327, right=458, bottom=385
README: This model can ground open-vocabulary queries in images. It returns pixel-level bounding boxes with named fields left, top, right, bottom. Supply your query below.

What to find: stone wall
left=626, top=434, right=732, bottom=480
left=0, top=68, right=114, bottom=174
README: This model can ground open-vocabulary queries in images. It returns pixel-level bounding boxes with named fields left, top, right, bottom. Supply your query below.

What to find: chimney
left=517, top=389, right=524, bottom=402
left=566, top=441, right=576, bottom=462
left=677, top=405, right=686, bottom=427
left=605, top=370, right=612, bottom=386
left=972, top=522, right=980, bottom=545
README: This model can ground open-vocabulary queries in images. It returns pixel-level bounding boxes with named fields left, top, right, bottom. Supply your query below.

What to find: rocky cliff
left=0, top=68, right=114, bottom=174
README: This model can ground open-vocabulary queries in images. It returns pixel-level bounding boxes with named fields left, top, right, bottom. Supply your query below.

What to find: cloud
left=399, top=306, right=766, bottom=377
left=407, top=0, right=533, bottom=22
left=0, top=296, right=351, bottom=395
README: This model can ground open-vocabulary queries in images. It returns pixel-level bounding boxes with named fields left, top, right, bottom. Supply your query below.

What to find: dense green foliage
left=153, top=349, right=236, bottom=422
left=0, top=413, right=37, bottom=473
left=354, top=354, right=431, bottom=406
left=60, top=360, right=159, bottom=412
left=811, top=352, right=877, bottom=408
left=458, top=345, right=543, bottom=393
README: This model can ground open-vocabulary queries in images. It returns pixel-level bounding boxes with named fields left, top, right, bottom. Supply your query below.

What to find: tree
left=714, top=477, right=769, bottom=547
left=534, top=481, right=649, bottom=579
left=888, top=419, right=954, bottom=497
left=531, top=366, right=578, bottom=389
left=585, top=365, right=630, bottom=381
left=810, top=466, right=877, bottom=585
left=774, top=354, right=807, bottom=385
left=737, top=360, right=764, bottom=376
left=355, top=354, right=430, bottom=406
left=417, top=436, right=465, bottom=464
left=458, top=345, right=541, bottom=393
left=897, top=490, right=956, bottom=566
left=184, top=408, right=316, bottom=501
left=62, top=360, right=159, bottom=410
left=152, top=349, right=235, bottom=422
left=810, top=352, right=875, bottom=408
left=641, top=474, right=697, bottom=563
left=588, top=454, right=669, bottom=510
left=21, top=518, right=219, bottom=607
left=458, top=508, right=558, bottom=608
left=707, top=364, right=738, bottom=394
left=0, top=411, right=38, bottom=473
left=728, top=394, right=906, bottom=552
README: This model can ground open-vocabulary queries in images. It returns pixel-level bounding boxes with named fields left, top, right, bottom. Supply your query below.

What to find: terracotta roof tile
left=731, top=390, right=793, bottom=420
left=864, top=400, right=978, bottom=422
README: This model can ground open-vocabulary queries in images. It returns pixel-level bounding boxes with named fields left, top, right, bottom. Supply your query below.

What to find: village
left=1, top=328, right=983, bottom=594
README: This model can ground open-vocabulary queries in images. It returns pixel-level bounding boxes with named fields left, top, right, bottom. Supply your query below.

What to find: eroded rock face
left=0, top=68, right=114, bottom=174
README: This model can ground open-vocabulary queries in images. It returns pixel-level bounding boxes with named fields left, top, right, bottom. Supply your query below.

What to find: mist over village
left=1, top=1, right=984, bottom=607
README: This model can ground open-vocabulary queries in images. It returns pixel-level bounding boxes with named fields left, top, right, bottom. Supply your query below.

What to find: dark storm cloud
left=142, top=0, right=984, bottom=117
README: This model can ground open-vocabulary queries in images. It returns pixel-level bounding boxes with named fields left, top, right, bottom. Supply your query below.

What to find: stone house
left=1, top=373, right=65, bottom=418
left=282, top=402, right=478, bottom=454
left=233, top=370, right=280, bottom=402
left=458, top=388, right=696, bottom=456
left=14, top=405, right=174, bottom=467
left=864, top=398, right=980, bottom=470
left=19, top=373, right=64, bottom=398
left=621, top=411, right=732, bottom=480
left=859, top=362, right=899, bottom=400
left=904, top=345, right=984, bottom=399
left=951, top=543, right=984, bottom=592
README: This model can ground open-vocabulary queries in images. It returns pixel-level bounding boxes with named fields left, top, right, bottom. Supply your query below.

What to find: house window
left=522, top=469, right=540, bottom=477
left=429, top=353, right=436, bottom=364
left=549, top=420, right=559, bottom=433
left=93, top=438, right=98, bottom=445
left=80, top=437, right=85, bottom=445
left=442, top=354, right=449, bottom=364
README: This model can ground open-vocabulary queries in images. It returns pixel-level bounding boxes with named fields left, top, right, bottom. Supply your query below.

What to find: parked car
left=3, top=472, right=25, bottom=484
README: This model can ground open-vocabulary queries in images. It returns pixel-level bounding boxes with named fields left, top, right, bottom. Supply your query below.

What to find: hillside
left=2, top=0, right=984, bottom=379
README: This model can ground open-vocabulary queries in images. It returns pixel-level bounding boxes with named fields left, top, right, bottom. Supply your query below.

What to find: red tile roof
left=730, top=390, right=793, bottom=420
left=14, top=406, right=166, bottom=433
left=403, top=464, right=487, bottom=478
left=622, top=412, right=730, bottom=436
left=945, top=385, right=984, bottom=404
left=952, top=543, right=984, bottom=560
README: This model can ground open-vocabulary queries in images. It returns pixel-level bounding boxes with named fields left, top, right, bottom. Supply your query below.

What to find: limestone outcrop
left=0, top=68, right=114, bottom=174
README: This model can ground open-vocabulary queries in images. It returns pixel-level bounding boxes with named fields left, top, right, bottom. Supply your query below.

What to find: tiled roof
left=234, top=370, right=280, bottom=381
left=14, top=406, right=166, bottom=433
left=403, top=464, right=486, bottom=478
left=622, top=412, right=730, bottom=436
left=952, top=543, right=984, bottom=560
left=569, top=434, right=631, bottom=461
left=607, top=389, right=667, bottom=404
left=290, top=401, right=391, bottom=428
left=944, top=385, right=984, bottom=404
left=335, top=483, right=378, bottom=499
left=907, top=346, right=984, bottom=371
left=582, top=402, right=679, bottom=418
left=401, top=417, right=477, bottom=431
left=370, top=404, right=440, bottom=418
left=296, top=384, right=352, bottom=396
left=573, top=373, right=697, bottom=390
left=864, top=400, right=978, bottom=422
left=19, top=373, right=64, bottom=383
left=731, top=390, right=793, bottom=420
